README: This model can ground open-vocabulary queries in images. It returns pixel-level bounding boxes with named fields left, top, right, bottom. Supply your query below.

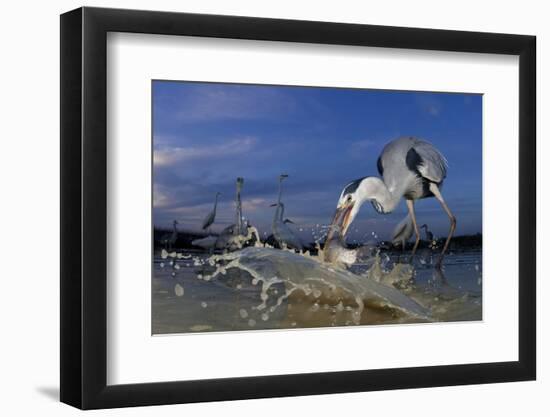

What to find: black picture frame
left=60, top=6, right=536, bottom=410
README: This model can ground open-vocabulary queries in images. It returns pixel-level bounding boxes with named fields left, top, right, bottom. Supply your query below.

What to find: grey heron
left=331, top=136, right=456, bottom=268
left=420, top=224, right=434, bottom=242
left=209, top=177, right=254, bottom=252
left=160, top=220, right=179, bottom=250
left=271, top=202, right=304, bottom=251
left=201, top=192, right=220, bottom=234
left=234, top=177, right=244, bottom=236
left=270, top=174, right=303, bottom=251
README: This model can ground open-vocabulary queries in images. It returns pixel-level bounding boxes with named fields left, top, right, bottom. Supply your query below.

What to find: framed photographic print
left=60, top=6, right=536, bottom=409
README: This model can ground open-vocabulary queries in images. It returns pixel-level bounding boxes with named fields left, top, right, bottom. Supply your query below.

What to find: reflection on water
left=152, top=247, right=482, bottom=334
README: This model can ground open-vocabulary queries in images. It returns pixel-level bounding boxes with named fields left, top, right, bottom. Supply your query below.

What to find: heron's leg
left=429, top=183, right=457, bottom=269
left=406, top=199, right=421, bottom=262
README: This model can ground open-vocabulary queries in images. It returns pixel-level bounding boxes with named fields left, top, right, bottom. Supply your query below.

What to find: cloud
left=153, top=184, right=173, bottom=208
left=153, top=136, right=256, bottom=167
left=242, top=198, right=270, bottom=212
left=169, top=84, right=298, bottom=123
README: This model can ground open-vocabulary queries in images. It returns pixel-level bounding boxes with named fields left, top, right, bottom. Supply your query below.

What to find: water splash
left=208, top=247, right=430, bottom=325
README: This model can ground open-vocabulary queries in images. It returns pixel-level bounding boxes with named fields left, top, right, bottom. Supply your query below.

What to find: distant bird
left=270, top=174, right=303, bottom=251
left=271, top=202, right=303, bottom=251
left=160, top=220, right=179, bottom=250
left=201, top=192, right=220, bottom=234
left=331, top=136, right=456, bottom=268
left=392, top=214, right=414, bottom=250
left=420, top=224, right=434, bottom=242
left=211, top=178, right=250, bottom=252
left=418, top=224, right=436, bottom=267
left=234, top=177, right=244, bottom=236
left=191, top=235, right=218, bottom=251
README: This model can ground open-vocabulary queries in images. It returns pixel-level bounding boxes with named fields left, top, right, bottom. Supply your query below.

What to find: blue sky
left=153, top=80, right=482, bottom=244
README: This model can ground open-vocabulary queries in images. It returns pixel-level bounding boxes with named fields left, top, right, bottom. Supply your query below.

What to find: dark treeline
left=153, top=226, right=482, bottom=253
left=153, top=227, right=208, bottom=251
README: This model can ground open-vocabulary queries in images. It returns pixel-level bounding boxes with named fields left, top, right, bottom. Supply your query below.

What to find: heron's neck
left=277, top=180, right=284, bottom=204
left=214, top=195, right=219, bottom=210
left=357, top=177, right=402, bottom=213
left=273, top=203, right=283, bottom=223
left=235, top=190, right=242, bottom=235
left=173, top=223, right=178, bottom=232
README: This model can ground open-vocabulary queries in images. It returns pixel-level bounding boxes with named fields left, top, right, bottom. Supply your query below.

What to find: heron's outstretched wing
left=407, top=140, right=448, bottom=184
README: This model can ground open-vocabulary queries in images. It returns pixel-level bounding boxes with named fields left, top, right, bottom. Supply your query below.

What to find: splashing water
left=209, top=246, right=429, bottom=324
left=152, top=242, right=481, bottom=334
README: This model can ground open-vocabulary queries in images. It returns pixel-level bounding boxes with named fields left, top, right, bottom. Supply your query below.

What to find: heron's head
left=173, top=220, right=179, bottom=225
left=236, top=177, right=244, bottom=192
left=330, top=177, right=386, bottom=236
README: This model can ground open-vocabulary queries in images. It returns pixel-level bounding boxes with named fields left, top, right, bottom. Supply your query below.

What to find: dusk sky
left=153, top=80, right=482, bottom=244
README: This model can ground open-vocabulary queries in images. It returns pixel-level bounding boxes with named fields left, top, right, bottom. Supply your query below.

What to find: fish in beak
left=329, top=201, right=354, bottom=238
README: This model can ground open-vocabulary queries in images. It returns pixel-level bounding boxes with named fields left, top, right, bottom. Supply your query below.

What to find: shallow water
left=152, top=247, right=482, bottom=334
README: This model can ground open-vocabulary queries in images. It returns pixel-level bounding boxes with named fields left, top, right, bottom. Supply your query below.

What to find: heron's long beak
left=329, top=202, right=354, bottom=237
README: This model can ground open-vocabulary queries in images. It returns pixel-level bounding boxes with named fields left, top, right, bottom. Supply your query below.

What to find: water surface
left=152, top=247, right=482, bottom=334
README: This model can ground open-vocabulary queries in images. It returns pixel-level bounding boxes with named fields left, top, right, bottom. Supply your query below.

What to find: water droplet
left=239, top=309, right=248, bottom=318
left=261, top=313, right=269, bottom=321
left=174, top=284, right=184, bottom=297
left=248, top=319, right=256, bottom=327
left=201, top=301, right=208, bottom=308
